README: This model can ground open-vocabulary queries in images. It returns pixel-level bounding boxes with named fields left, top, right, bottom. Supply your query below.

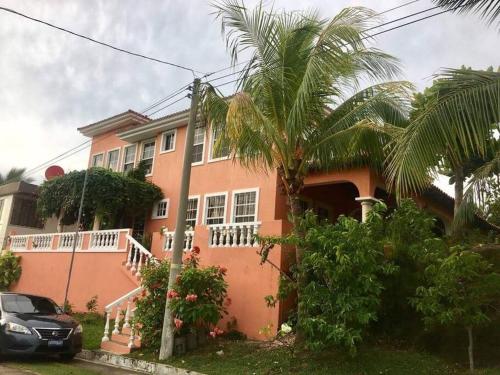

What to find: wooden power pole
left=159, top=77, right=201, bottom=360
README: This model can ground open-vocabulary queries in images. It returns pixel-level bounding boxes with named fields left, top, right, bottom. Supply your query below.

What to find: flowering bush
left=133, top=259, right=171, bottom=348
left=168, top=246, right=228, bottom=336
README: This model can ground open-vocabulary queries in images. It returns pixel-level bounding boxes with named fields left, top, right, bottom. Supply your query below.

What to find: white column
left=355, top=196, right=377, bottom=223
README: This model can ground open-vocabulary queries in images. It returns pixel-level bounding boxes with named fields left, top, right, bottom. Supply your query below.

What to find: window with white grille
left=123, top=145, right=136, bottom=172
left=141, top=139, right=156, bottom=175
left=161, top=130, right=176, bottom=153
left=232, top=190, right=258, bottom=223
left=186, top=197, right=199, bottom=229
left=92, top=153, right=104, bottom=167
left=106, top=149, right=120, bottom=171
left=210, top=126, right=229, bottom=160
left=192, top=126, right=205, bottom=164
left=205, top=194, right=226, bottom=225
left=152, top=199, right=169, bottom=219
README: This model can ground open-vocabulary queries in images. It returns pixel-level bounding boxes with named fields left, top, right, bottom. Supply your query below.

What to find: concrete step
left=100, top=340, right=132, bottom=355
left=111, top=331, right=141, bottom=347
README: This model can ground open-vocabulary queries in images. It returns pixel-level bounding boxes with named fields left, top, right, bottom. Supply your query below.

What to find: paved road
left=1, top=359, right=145, bottom=374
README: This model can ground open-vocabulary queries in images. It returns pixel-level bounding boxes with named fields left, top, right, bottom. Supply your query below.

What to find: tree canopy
left=0, top=167, right=32, bottom=185
left=37, top=167, right=163, bottom=229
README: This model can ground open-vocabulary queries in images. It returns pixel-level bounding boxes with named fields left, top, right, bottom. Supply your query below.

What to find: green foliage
left=0, top=167, right=33, bottom=185
left=0, top=251, right=22, bottom=290
left=62, top=300, right=74, bottom=314
left=412, top=248, right=500, bottom=329
left=169, top=248, right=228, bottom=334
left=126, top=160, right=148, bottom=182
left=37, top=168, right=163, bottom=229
left=85, top=295, right=98, bottom=313
left=285, top=210, right=396, bottom=354
left=134, top=259, right=171, bottom=348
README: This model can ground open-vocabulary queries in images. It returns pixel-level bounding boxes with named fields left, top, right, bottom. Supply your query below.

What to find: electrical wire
left=0, top=6, right=203, bottom=75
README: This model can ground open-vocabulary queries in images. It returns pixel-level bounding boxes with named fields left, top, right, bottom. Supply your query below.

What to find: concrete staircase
left=101, top=326, right=142, bottom=354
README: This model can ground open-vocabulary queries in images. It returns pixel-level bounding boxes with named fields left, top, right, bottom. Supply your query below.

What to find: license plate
left=48, top=340, right=64, bottom=347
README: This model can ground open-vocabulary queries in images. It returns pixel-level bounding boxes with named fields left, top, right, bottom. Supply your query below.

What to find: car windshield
left=1, top=295, right=60, bottom=314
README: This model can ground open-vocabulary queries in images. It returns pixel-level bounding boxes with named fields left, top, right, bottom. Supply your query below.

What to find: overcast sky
left=0, top=0, right=499, bottom=195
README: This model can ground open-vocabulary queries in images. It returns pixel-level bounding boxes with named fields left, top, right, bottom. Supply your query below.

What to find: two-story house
left=9, top=108, right=454, bottom=353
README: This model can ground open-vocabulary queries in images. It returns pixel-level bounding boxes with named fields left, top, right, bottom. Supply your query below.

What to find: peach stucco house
left=8, top=108, right=454, bottom=353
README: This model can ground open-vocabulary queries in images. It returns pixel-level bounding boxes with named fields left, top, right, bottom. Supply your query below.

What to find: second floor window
left=205, top=194, right=226, bottom=225
left=233, top=190, right=258, bottom=223
left=92, top=153, right=104, bottom=167
left=152, top=199, right=169, bottom=219
left=10, top=197, right=43, bottom=229
left=192, top=126, right=205, bottom=164
left=161, top=130, right=176, bottom=153
left=186, top=197, right=199, bottom=229
left=106, top=149, right=120, bottom=171
left=210, top=126, right=230, bottom=160
left=123, top=145, right=136, bottom=172
left=141, top=139, right=155, bottom=175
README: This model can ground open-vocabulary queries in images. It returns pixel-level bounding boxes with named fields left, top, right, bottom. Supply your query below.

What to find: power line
left=147, top=95, right=188, bottom=117
left=141, top=82, right=192, bottom=114
left=0, top=6, right=203, bottom=75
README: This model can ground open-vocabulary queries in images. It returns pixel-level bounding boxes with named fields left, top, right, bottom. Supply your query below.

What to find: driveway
left=1, top=359, right=145, bottom=374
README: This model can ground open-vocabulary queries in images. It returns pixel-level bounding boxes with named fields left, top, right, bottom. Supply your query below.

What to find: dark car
left=0, top=292, right=82, bottom=360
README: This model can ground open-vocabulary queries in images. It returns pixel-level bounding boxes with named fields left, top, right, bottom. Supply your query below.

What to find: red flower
left=174, top=318, right=183, bottom=330
left=192, top=246, right=201, bottom=255
left=214, top=327, right=224, bottom=336
left=185, top=294, right=198, bottom=302
left=167, top=290, right=179, bottom=299
left=132, top=296, right=139, bottom=303
left=218, top=266, right=227, bottom=275
left=224, top=298, right=232, bottom=306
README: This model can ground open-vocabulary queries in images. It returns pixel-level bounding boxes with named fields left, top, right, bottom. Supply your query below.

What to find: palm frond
left=434, top=0, right=500, bottom=28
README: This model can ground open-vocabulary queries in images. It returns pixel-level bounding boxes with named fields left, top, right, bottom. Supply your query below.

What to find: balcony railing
left=8, top=229, right=130, bottom=252
left=164, top=230, right=195, bottom=251
left=208, top=222, right=261, bottom=247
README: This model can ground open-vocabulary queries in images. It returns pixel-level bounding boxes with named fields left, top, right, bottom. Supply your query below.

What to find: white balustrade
left=163, top=230, right=195, bottom=251
left=10, top=235, right=29, bottom=250
left=208, top=222, right=261, bottom=247
left=126, top=234, right=155, bottom=277
left=31, top=234, right=54, bottom=250
left=89, top=230, right=124, bottom=250
left=57, top=232, right=83, bottom=250
left=102, top=287, right=142, bottom=344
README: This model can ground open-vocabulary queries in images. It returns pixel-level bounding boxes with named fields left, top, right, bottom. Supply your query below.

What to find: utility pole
left=63, top=167, right=89, bottom=312
left=159, top=77, right=201, bottom=360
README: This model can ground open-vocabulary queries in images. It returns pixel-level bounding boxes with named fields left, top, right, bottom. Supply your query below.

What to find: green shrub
left=0, top=251, right=22, bottom=290
left=86, top=295, right=98, bottom=313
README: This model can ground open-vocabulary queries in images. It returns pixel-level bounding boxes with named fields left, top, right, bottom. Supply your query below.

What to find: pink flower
left=214, top=327, right=224, bottom=336
left=185, top=294, right=198, bottom=302
left=209, top=331, right=217, bottom=338
left=192, top=246, right=201, bottom=255
left=167, top=290, right=179, bottom=299
left=174, top=318, right=183, bottom=330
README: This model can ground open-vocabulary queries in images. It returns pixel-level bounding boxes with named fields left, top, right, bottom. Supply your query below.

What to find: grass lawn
left=73, top=313, right=106, bottom=350
left=129, top=339, right=500, bottom=375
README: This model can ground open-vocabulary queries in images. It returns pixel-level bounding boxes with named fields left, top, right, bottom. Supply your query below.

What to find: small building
left=0, top=181, right=59, bottom=249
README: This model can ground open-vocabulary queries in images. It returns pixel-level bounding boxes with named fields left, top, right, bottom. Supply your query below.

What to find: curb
left=77, top=349, right=205, bottom=375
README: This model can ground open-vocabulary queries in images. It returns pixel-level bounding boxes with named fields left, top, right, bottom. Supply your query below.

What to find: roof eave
left=78, top=111, right=150, bottom=138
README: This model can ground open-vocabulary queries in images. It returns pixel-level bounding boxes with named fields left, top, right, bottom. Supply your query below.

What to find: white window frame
left=152, top=198, right=169, bottom=219
left=203, top=192, right=228, bottom=225
left=140, top=138, right=156, bottom=177
left=122, top=144, right=137, bottom=172
left=91, top=152, right=104, bottom=168
left=186, top=194, right=201, bottom=229
left=192, top=125, right=206, bottom=166
left=106, top=147, right=121, bottom=172
left=231, top=188, right=260, bottom=223
left=208, top=125, right=230, bottom=163
left=160, top=129, right=177, bottom=154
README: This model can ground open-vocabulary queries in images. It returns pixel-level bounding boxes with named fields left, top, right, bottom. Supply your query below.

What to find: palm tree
left=386, top=69, right=500, bottom=226
left=203, top=1, right=412, bottom=336
left=0, top=167, right=32, bottom=185
left=434, top=0, right=500, bottom=28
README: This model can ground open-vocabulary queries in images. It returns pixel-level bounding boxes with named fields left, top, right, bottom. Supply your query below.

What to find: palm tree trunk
left=467, top=326, right=474, bottom=373
left=454, top=165, right=464, bottom=220
left=288, top=192, right=306, bottom=342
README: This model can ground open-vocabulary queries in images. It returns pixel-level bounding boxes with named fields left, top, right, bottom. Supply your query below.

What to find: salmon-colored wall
left=11, top=252, right=138, bottom=312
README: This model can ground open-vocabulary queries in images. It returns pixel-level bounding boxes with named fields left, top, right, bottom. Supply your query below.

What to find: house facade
left=8, top=108, right=454, bottom=353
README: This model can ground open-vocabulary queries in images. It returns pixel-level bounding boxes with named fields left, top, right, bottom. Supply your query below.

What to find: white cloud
left=0, top=0, right=498, bottom=194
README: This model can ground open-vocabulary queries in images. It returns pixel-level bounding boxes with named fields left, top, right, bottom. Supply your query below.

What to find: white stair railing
left=125, top=235, right=155, bottom=277
left=208, top=222, right=261, bottom=247
left=163, top=230, right=195, bottom=251
left=102, top=286, right=142, bottom=348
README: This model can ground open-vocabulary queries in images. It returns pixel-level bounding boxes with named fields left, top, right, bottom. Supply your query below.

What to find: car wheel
left=59, top=353, right=76, bottom=361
